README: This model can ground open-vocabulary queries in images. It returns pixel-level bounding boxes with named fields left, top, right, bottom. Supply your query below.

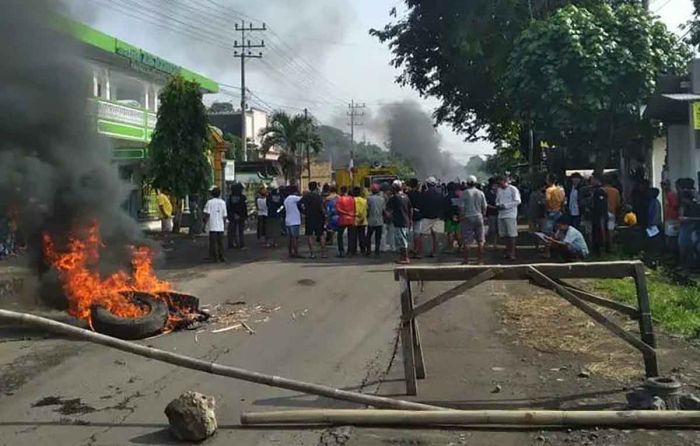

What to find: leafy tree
left=223, top=133, right=243, bottom=160
left=208, top=101, right=234, bottom=114
left=685, top=0, right=700, bottom=47
left=148, top=75, right=211, bottom=231
left=484, top=146, right=525, bottom=176
left=370, top=0, right=641, bottom=145
left=259, top=111, right=322, bottom=185
left=505, top=4, right=688, bottom=172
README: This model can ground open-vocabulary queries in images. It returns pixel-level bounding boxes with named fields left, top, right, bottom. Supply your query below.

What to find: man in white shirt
left=283, top=185, right=303, bottom=258
left=203, top=187, right=227, bottom=262
left=495, top=175, right=521, bottom=260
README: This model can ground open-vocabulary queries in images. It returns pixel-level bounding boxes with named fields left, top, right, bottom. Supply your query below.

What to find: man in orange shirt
left=335, top=186, right=356, bottom=257
left=603, top=177, right=621, bottom=249
left=543, top=174, right=565, bottom=234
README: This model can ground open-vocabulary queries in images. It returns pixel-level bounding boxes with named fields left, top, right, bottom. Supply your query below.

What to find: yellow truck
left=334, top=165, right=398, bottom=194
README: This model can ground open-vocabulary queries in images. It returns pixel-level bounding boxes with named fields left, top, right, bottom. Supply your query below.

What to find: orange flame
left=43, top=223, right=172, bottom=324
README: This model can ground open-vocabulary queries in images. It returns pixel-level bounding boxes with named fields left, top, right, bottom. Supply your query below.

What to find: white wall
left=246, top=108, right=268, bottom=146
left=667, top=123, right=692, bottom=184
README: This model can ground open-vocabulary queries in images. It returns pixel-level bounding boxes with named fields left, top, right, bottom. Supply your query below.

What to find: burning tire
left=91, top=292, right=169, bottom=340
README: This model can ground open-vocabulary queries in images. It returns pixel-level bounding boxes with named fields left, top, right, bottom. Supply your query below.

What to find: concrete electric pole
left=347, top=100, right=366, bottom=148
left=234, top=20, right=266, bottom=162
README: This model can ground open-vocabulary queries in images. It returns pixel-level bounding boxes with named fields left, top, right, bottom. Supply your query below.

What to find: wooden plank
left=557, top=281, right=640, bottom=319
left=526, top=266, right=656, bottom=359
left=412, top=318, right=426, bottom=380
left=395, top=261, right=639, bottom=282
left=406, top=279, right=426, bottom=380
left=398, top=270, right=418, bottom=395
left=633, top=263, right=659, bottom=377
left=405, top=269, right=498, bottom=321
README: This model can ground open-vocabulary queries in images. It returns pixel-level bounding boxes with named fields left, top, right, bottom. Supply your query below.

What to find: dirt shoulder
left=344, top=279, right=700, bottom=446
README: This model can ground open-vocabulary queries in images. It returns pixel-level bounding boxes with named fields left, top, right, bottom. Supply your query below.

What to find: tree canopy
left=208, top=101, right=234, bottom=114
left=148, top=75, right=211, bottom=200
left=506, top=4, right=688, bottom=170
left=259, top=111, right=322, bottom=184
left=372, top=0, right=688, bottom=174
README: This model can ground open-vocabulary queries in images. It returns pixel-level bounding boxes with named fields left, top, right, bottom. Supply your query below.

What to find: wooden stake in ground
left=241, top=409, right=700, bottom=427
left=0, top=309, right=441, bottom=411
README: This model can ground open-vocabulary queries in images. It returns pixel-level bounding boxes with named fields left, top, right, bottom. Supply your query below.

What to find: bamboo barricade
left=241, top=409, right=700, bottom=427
left=0, top=309, right=441, bottom=411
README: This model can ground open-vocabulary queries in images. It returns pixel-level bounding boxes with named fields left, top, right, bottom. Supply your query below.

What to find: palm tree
left=259, top=111, right=323, bottom=185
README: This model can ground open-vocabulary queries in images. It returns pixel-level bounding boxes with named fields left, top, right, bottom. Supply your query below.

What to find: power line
left=347, top=100, right=366, bottom=149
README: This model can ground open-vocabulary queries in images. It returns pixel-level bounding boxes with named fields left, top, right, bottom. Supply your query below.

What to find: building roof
left=53, top=16, right=218, bottom=93
left=644, top=74, right=692, bottom=123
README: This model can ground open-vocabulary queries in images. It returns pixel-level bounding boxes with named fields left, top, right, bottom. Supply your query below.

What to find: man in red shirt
left=662, top=179, right=680, bottom=254
left=335, top=186, right=356, bottom=257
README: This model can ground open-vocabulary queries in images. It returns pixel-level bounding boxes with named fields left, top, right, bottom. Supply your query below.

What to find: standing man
left=265, top=185, right=283, bottom=248
left=603, top=176, right=621, bottom=250
left=444, top=182, right=462, bottom=253
left=299, top=181, right=326, bottom=258
left=589, top=174, right=609, bottom=256
left=352, top=186, right=368, bottom=255
left=226, top=183, right=247, bottom=250
left=386, top=181, right=413, bottom=264
left=459, top=175, right=487, bottom=264
left=662, top=179, right=680, bottom=255
left=203, top=187, right=227, bottom=262
left=156, top=189, right=173, bottom=233
left=528, top=182, right=546, bottom=252
left=484, top=178, right=499, bottom=249
left=567, top=172, right=583, bottom=229
left=256, top=187, right=268, bottom=245
left=495, top=175, right=521, bottom=260
left=283, top=185, right=303, bottom=258
left=335, top=186, right=356, bottom=257
left=544, top=174, right=565, bottom=235
left=419, top=177, right=445, bottom=258
left=405, top=179, right=424, bottom=257
left=366, top=183, right=386, bottom=256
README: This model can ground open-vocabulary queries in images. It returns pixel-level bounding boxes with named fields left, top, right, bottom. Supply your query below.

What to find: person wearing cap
left=544, top=214, right=589, bottom=261
left=418, top=176, right=445, bottom=258
left=226, top=182, right=248, bottom=250
left=366, top=183, right=386, bottom=256
left=458, top=175, right=487, bottom=264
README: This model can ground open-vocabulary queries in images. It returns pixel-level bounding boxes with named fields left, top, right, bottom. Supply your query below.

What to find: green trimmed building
left=58, top=18, right=219, bottom=219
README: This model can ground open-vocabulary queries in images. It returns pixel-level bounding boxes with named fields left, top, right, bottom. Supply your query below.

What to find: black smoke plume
left=0, top=1, right=141, bottom=279
left=379, top=100, right=464, bottom=181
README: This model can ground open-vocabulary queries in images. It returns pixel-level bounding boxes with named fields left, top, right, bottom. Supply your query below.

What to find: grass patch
left=593, top=269, right=700, bottom=339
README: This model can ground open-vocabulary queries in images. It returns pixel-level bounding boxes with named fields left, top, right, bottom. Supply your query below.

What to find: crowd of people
left=188, top=168, right=700, bottom=266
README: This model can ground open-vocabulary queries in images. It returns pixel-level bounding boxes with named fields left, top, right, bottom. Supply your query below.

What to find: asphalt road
left=0, top=238, right=403, bottom=445
left=2, top=235, right=700, bottom=446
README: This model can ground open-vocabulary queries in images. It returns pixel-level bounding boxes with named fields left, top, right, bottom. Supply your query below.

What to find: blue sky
left=73, top=0, right=694, bottom=163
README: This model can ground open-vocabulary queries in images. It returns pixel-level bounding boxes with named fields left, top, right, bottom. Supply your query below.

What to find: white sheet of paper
left=646, top=226, right=660, bottom=238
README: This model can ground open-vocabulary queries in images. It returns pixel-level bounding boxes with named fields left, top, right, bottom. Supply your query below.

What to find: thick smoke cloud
left=0, top=1, right=140, bottom=268
left=379, top=101, right=464, bottom=181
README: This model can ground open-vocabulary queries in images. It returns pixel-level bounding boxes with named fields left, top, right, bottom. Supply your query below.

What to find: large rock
left=165, top=391, right=217, bottom=442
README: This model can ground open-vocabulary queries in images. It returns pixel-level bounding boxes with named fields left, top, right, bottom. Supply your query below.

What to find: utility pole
left=234, top=20, right=266, bottom=162
left=305, top=108, right=312, bottom=185
left=347, top=99, right=365, bottom=148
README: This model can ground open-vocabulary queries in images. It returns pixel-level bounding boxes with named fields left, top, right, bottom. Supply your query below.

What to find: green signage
left=115, top=40, right=179, bottom=76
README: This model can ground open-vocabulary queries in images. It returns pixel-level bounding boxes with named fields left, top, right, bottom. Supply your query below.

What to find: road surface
left=1, top=235, right=700, bottom=445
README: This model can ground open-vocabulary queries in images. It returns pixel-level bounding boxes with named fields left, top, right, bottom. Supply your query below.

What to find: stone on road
left=164, top=391, right=217, bottom=442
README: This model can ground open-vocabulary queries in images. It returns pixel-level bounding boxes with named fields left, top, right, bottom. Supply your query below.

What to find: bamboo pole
left=241, top=409, right=700, bottom=427
left=0, top=309, right=441, bottom=411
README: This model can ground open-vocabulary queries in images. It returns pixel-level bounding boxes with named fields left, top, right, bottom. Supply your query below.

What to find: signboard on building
left=224, top=159, right=236, bottom=181
left=115, top=40, right=179, bottom=77
left=693, top=102, right=700, bottom=130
